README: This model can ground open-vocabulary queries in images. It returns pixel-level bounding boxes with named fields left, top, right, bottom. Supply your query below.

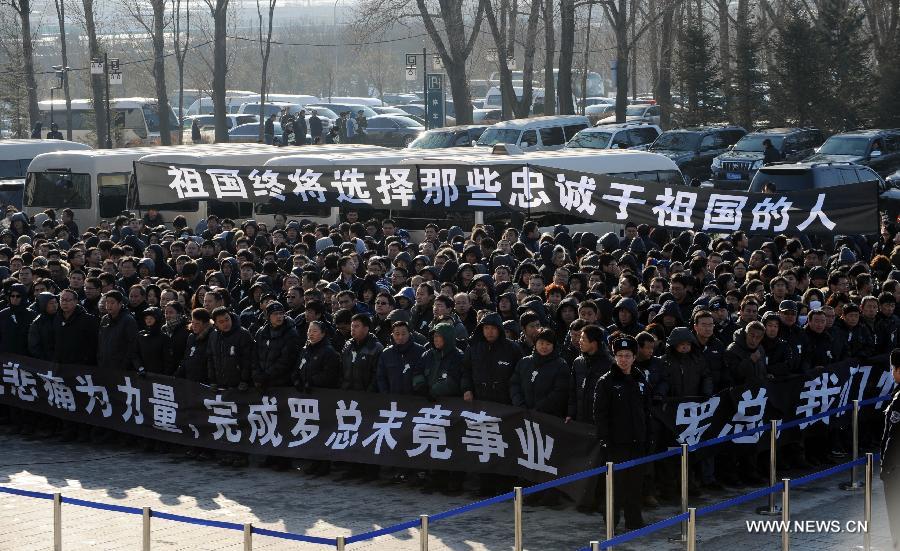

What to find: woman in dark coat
left=509, top=328, right=570, bottom=417
left=294, top=320, right=342, bottom=475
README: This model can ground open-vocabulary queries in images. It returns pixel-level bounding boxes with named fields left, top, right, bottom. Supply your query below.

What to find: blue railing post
left=758, top=419, right=782, bottom=515
left=782, top=478, right=791, bottom=551
left=841, top=400, right=862, bottom=491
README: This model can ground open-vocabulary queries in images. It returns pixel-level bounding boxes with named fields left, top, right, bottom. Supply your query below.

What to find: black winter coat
left=253, top=319, right=300, bottom=387
left=659, top=350, right=713, bottom=399
left=341, top=334, right=383, bottom=392
left=724, top=328, right=768, bottom=386
left=98, top=311, right=139, bottom=371
left=568, top=351, right=612, bottom=422
left=422, top=346, right=464, bottom=399
left=509, top=351, right=570, bottom=417
left=162, top=320, right=190, bottom=373
left=53, top=306, right=100, bottom=365
left=0, top=305, right=34, bottom=355
left=593, top=366, right=653, bottom=446
left=136, top=326, right=172, bottom=374
left=28, top=313, right=56, bottom=361
left=376, top=340, right=426, bottom=395
left=177, top=327, right=212, bottom=382
left=207, top=313, right=255, bottom=388
left=460, top=332, right=523, bottom=404
left=294, top=338, right=342, bottom=390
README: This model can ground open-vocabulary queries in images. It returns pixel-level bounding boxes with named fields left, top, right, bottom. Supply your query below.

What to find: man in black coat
left=253, top=301, right=299, bottom=390
left=97, top=290, right=139, bottom=371
left=207, top=306, right=255, bottom=467
left=593, top=334, right=652, bottom=529
left=0, top=283, right=34, bottom=355
left=568, top=324, right=612, bottom=423
left=461, top=313, right=523, bottom=405
left=293, top=110, right=308, bottom=146
left=309, top=110, right=323, bottom=143
left=376, top=320, right=426, bottom=395
left=880, top=348, right=900, bottom=551
left=54, top=289, right=99, bottom=366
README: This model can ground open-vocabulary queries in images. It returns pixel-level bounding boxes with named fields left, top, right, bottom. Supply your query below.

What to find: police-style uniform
left=593, top=335, right=653, bottom=529
left=881, top=388, right=900, bottom=550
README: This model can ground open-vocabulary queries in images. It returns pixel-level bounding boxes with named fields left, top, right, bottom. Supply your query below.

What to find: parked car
left=710, top=128, right=824, bottom=189
left=472, top=109, right=502, bottom=124
left=408, top=125, right=488, bottom=149
left=373, top=106, right=410, bottom=116
left=381, top=93, right=420, bottom=106
left=750, top=161, right=900, bottom=222
left=585, top=103, right=617, bottom=125
left=596, top=104, right=661, bottom=126
left=305, top=103, right=379, bottom=120
left=566, top=123, right=661, bottom=151
left=475, top=115, right=590, bottom=151
left=228, top=121, right=284, bottom=144
left=363, top=115, right=424, bottom=147
left=395, top=104, right=456, bottom=126
left=648, top=125, right=747, bottom=182
left=183, top=114, right=259, bottom=143
left=805, top=129, right=900, bottom=177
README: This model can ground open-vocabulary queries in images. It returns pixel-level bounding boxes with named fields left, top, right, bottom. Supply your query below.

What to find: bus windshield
left=25, top=172, right=92, bottom=209
left=142, top=104, right=179, bottom=134
left=477, top=128, right=521, bottom=146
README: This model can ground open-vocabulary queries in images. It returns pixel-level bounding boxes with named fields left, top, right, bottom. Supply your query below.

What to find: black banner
left=0, top=354, right=893, bottom=486
left=133, top=161, right=880, bottom=234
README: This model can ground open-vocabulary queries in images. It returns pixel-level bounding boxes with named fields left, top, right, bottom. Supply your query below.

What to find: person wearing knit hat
left=592, top=330, right=650, bottom=529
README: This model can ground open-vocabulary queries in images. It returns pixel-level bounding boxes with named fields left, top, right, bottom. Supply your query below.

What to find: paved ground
left=0, top=431, right=894, bottom=550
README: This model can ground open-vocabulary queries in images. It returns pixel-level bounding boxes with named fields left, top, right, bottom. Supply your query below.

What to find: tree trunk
left=508, top=0, right=519, bottom=56
left=82, top=0, right=109, bottom=148
left=543, top=0, right=556, bottom=115
left=484, top=0, right=516, bottom=119
left=630, top=0, right=637, bottom=100
left=16, top=0, right=39, bottom=131
left=211, top=0, right=230, bottom=143
left=717, top=0, right=731, bottom=119
left=581, top=1, right=593, bottom=112
left=556, top=0, right=575, bottom=113
left=54, top=0, right=73, bottom=140
left=648, top=0, right=659, bottom=95
left=257, top=0, right=276, bottom=141
left=151, top=0, right=172, bottom=145
left=614, top=0, right=629, bottom=122
left=656, top=0, right=675, bottom=128
left=173, top=0, right=190, bottom=145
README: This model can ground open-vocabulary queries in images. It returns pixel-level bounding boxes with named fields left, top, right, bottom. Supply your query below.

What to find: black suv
left=648, top=125, right=746, bottom=182
left=805, top=129, right=900, bottom=177
left=711, top=128, right=824, bottom=189
left=749, top=161, right=900, bottom=222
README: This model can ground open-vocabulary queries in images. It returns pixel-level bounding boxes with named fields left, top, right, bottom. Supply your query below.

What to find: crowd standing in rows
left=1, top=204, right=899, bottom=530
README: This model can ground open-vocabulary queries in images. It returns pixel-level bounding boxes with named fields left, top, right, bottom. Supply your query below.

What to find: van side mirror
left=871, top=150, right=883, bottom=158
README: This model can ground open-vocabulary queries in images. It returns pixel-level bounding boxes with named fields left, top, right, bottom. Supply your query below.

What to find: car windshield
left=306, top=107, right=338, bottom=119
left=818, top=136, right=871, bottom=156
left=392, top=116, right=424, bottom=128
left=567, top=131, right=612, bottom=149
left=651, top=132, right=700, bottom=151
left=625, top=106, right=647, bottom=116
left=734, top=135, right=785, bottom=152
left=477, top=128, right=522, bottom=146
left=348, top=105, right=379, bottom=118
left=409, top=131, right=455, bottom=148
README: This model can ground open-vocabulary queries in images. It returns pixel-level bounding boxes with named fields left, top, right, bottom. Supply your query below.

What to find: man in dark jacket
left=0, top=283, right=34, bottom=355
left=253, top=301, right=299, bottom=390
left=609, top=297, right=644, bottom=337
left=762, top=138, right=781, bottom=165
left=460, top=312, right=523, bottom=496
left=510, top=329, right=569, bottom=416
left=264, top=114, right=276, bottom=145
left=593, top=334, right=652, bottom=529
left=725, top=322, right=768, bottom=387
left=568, top=324, right=612, bottom=423
left=54, top=289, right=99, bottom=366
left=691, top=310, right=728, bottom=391
left=309, top=110, right=323, bottom=143
left=177, top=308, right=213, bottom=383
left=376, top=320, right=426, bottom=395
left=658, top=327, right=714, bottom=399
left=97, top=290, right=139, bottom=371
left=28, top=292, right=58, bottom=361
left=879, top=348, right=900, bottom=550
left=341, top=313, right=383, bottom=393
left=135, top=307, right=171, bottom=375
left=293, top=110, right=308, bottom=146
left=207, top=306, right=255, bottom=467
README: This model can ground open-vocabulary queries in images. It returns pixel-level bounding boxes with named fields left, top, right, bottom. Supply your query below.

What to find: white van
left=408, top=147, right=684, bottom=237
left=482, top=86, right=544, bottom=111
left=475, top=115, right=590, bottom=151
left=322, top=96, right=384, bottom=107
left=24, top=144, right=282, bottom=228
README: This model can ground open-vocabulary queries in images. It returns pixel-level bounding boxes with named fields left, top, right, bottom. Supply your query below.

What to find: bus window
left=25, top=172, right=92, bottom=209
left=209, top=200, right=253, bottom=219
left=98, top=173, right=130, bottom=219
left=0, top=159, right=26, bottom=178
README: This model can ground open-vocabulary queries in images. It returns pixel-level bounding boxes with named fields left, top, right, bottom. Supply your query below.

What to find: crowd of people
left=1, top=203, right=899, bottom=530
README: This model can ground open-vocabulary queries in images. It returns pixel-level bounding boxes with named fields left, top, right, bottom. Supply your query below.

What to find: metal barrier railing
left=1, top=393, right=892, bottom=549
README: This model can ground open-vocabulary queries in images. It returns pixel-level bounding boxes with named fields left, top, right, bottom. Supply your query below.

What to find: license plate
left=726, top=172, right=742, bottom=180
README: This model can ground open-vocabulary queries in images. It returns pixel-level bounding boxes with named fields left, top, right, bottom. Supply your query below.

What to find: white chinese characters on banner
left=167, top=166, right=208, bottom=199
left=289, top=169, right=327, bottom=202
left=601, top=183, right=646, bottom=220
left=509, top=169, right=550, bottom=208
left=515, top=420, right=557, bottom=475
left=555, top=174, right=597, bottom=215
left=675, top=396, right=721, bottom=445
left=248, top=396, right=283, bottom=447
left=3, top=362, right=38, bottom=402
left=148, top=383, right=181, bottom=433
left=421, top=168, right=459, bottom=208
left=287, top=398, right=320, bottom=447
left=38, top=371, right=76, bottom=411
left=75, top=374, right=112, bottom=417
left=362, top=401, right=407, bottom=455
left=249, top=169, right=286, bottom=201
left=204, top=395, right=242, bottom=443
left=375, top=168, right=415, bottom=207
left=117, top=376, right=144, bottom=425
left=331, top=169, right=372, bottom=204
left=460, top=410, right=509, bottom=462
left=325, top=399, right=362, bottom=449
left=703, top=194, right=748, bottom=231
left=466, top=168, right=502, bottom=207
left=407, top=405, right=453, bottom=460
left=652, top=188, right=697, bottom=228
left=207, top=169, right=248, bottom=199
left=796, top=372, right=842, bottom=429
left=717, top=388, right=767, bottom=444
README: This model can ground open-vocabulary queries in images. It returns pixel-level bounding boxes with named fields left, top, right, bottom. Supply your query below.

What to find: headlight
left=751, top=160, right=763, bottom=169
left=711, top=157, right=722, bottom=168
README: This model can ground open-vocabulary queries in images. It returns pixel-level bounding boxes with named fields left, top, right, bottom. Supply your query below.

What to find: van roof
left=136, top=144, right=286, bottom=166
left=0, top=139, right=92, bottom=159
left=264, top=146, right=470, bottom=167
left=489, top=115, right=589, bottom=129
left=27, top=144, right=278, bottom=174
left=38, top=98, right=162, bottom=110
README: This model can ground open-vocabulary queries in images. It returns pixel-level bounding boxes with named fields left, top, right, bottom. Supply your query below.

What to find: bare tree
left=542, top=0, right=556, bottom=115
left=860, top=0, right=899, bottom=67
left=123, top=0, right=173, bottom=145
left=255, top=0, right=276, bottom=141
left=484, top=0, right=541, bottom=118
left=715, top=0, right=731, bottom=118
left=557, top=0, right=576, bottom=113
left=172, top=0, right=191, bottom=144
left=79, top=0, right=109, bottom=147
left=53, top=0, right=73, bottom=140
left=204, top=0, right=230, bottom=142
left=655, top=0, right=677, bottom=127
left=1, top=0, right=39, bottom=131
